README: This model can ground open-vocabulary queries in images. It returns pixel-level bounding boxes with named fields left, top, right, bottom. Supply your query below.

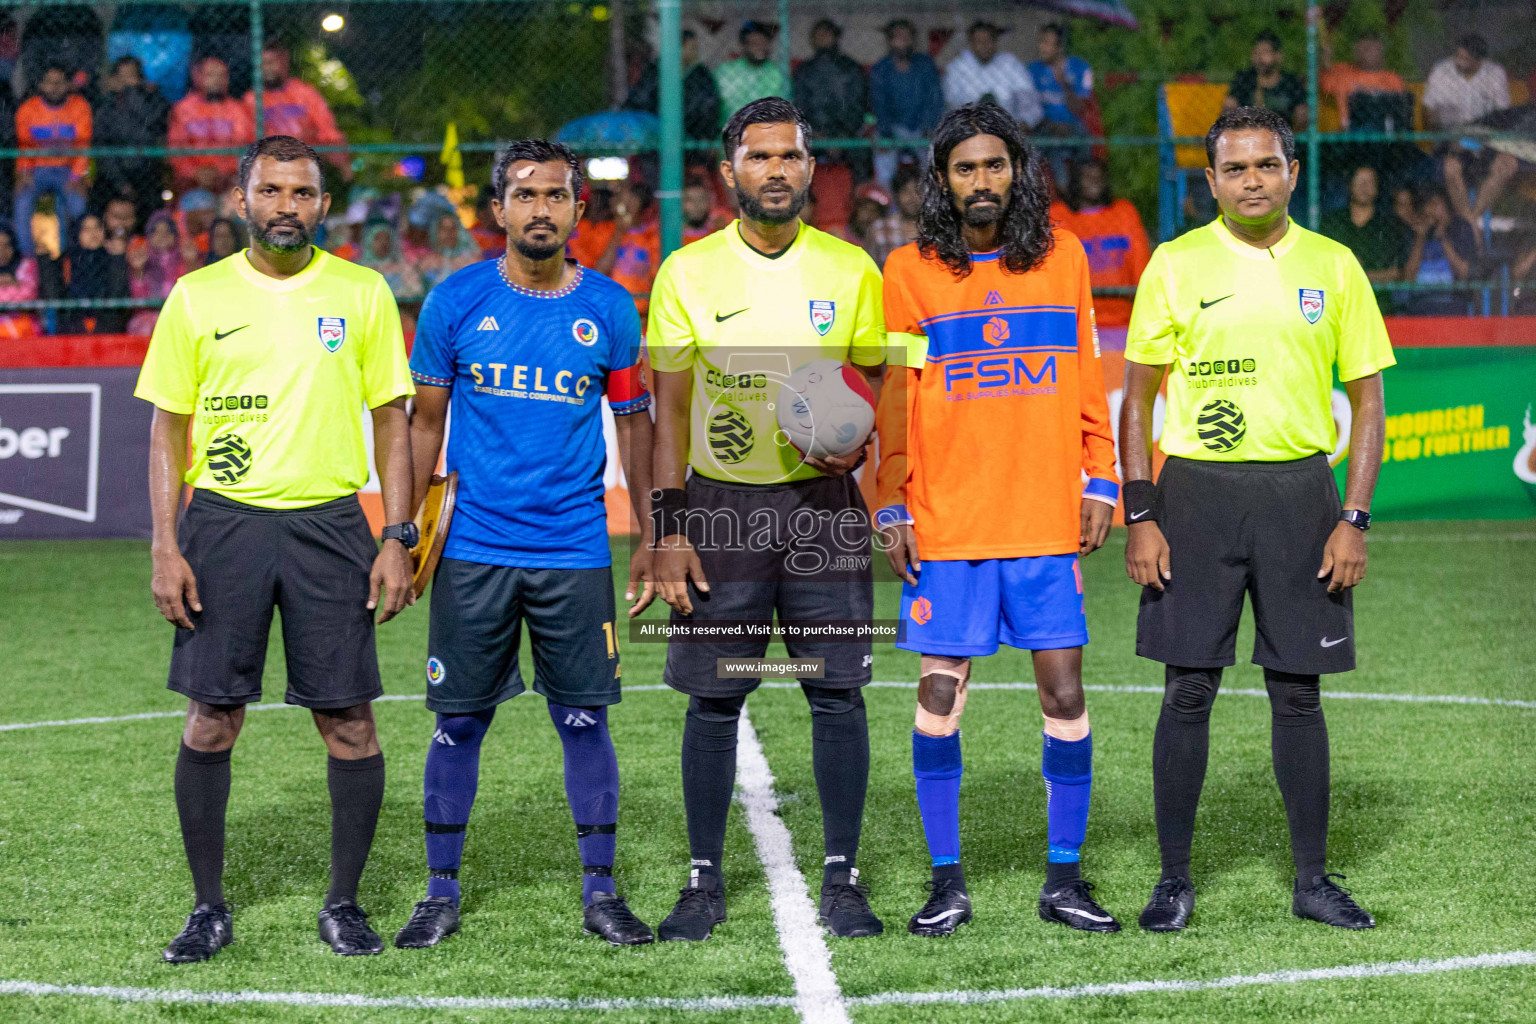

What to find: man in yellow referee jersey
left=648, top=98, right=887, bottom=941
left=1120, top=107, right=1391, bottom=933
left=135, top=136, right=416, bottom=962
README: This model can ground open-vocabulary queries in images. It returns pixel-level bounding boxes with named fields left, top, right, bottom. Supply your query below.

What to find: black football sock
left=806, top=685, right=869, bottom=886
left=325, top=752, right=385, bottom=907
left=174, top=742, right=231, bottom=908
left=1153, top=665, right=1222, bottom=881
left=931, top=861, right=967, bottom=890
left=1265, top=669, right=1329, bottom=884
left=681, top=694, right=743, bottom=889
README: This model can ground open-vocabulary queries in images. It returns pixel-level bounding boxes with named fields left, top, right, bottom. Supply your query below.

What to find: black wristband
left=651, top=488, right=688, bottom=539
left=1123, top=479, right=1157, bottom=524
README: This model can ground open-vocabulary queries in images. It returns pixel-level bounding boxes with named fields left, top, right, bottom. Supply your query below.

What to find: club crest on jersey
left=809, top=300, right=836, bottom=336
left=318, top=317, right=346, bottom=352
left=426, top=656, right=446, bottom=686
left=572, top=318, right=599, bottom=346
left=1299, top=289, right=1325, bottom=325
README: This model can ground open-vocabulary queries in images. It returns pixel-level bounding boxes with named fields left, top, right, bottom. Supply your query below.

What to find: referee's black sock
left=1153, top=666, right=1222, bottom=881
left=325, top=753, right=385, bottom=907
left=174, top=742, right=231, bottom=908
left=1265, top=669, right=1329, bottom=884
left=807, top=685, right=869, bottom=886
left=681, top=695, right=743, bottom=889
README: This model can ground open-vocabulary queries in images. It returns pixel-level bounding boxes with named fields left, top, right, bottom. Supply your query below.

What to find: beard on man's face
left=250, top=215, right=312, bottom=253
left=511, top=217, right=565, bottom=261
left=960, top=189, right=1008, bottom=227
left=736, top=181, right=809, bottom=226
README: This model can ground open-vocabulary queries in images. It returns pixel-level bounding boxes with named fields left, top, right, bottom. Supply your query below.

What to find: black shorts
left=168, top=490, right=382, bottom=709
left=663, top=473, right=874, bottom=699
left=1136, top=454, right=1355, bottom=675
left=425, top=558, right=620, bottom=713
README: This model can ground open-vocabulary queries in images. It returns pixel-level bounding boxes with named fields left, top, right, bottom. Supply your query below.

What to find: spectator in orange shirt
left=245, top=46, right=350, bottom=179
left=1320, top=33, right=1405, bottom=130
left=1048, top=158, right=1149, bottom=327
left=596, top=180, right=660, bottom=316
left=566, top=185, right=617, bottom=268
left=168, top=57, right=256, bottom=192
left=15, top=65, right=91, bottom=257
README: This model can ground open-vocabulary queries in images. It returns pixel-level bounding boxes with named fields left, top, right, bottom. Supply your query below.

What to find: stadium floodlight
left=585, top=156, right=629, bottom=181
left=321, top=13, right=345, bottom=32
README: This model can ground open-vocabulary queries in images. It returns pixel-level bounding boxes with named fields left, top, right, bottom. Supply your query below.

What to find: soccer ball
left=776, top=359, right=876, bottom=460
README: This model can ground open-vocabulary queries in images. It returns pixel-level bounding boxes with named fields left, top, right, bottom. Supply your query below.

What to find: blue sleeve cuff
left=875, top=504, right=913, bottom=528
left=1083, top=478, right=1119, bottom=506
left=610, top=394, right=652, bottom=416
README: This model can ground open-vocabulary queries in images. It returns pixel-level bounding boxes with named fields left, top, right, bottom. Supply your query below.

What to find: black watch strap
left=382, top=521, right=420, bottom=547
left=1340, top=509, right=1371, bottom=531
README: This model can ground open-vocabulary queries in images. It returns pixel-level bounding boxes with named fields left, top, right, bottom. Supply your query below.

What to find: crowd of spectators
left=4, top=13, right=1535, bottom=336
left=0, top=40, right=346, bottom=336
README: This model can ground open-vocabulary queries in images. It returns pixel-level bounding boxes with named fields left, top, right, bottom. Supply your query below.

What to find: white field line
left=2, top=949, right=1531, bottom=1014
left=846, top=949, right=1536, bottom=1008
left=0, top=979, right=791, bottom=1013
left=5, top=682, right=1534, bottom=734
left=734, top=704, right=850, bottom=1024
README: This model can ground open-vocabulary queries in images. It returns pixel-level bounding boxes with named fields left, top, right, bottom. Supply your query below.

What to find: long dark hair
left=917, top=102, right=1054, bottom=277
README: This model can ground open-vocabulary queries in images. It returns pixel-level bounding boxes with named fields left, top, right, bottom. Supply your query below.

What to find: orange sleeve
left=1074, top=245, right=1119, bottom=497
left=69, top=98, right=91, bottom=179
left=874, top=366, right=913, bottom=517
left=874, top=248, right=924, bottom=519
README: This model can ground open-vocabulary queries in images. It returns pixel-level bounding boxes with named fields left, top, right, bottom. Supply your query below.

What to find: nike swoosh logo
left=1320, top=636, right=1349, bottom=648
left=916, top=907, right=969, bottom=925
left=1056, top=906, right=1115, bottom=923
left=1128, top=510, right=1150, bottom=521
left=715, top=308, right=749, bottom=322
left=214, top=325, right=250, bottom=340
left=1199, top=295, right=1233, bottom=309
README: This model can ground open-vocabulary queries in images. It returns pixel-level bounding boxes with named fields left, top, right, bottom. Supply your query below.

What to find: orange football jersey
left=875, top=230, right=1119, bottom=560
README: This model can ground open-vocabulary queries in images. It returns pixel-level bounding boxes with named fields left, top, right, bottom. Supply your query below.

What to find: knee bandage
left=915, top=656, right=970, bottom=736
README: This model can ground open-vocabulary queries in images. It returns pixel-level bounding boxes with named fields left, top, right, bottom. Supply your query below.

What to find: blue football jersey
left=409, top=261, right=649, bottom=569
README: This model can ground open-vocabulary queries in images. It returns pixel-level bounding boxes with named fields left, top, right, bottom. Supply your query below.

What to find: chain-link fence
left=0, top=0, right=1534, bottom=335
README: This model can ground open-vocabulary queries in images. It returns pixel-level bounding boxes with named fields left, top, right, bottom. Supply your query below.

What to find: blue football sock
left=1042, top=731, right=1092, bottom=885
left=549, top=703, right=620, bottom=905
left=913, top=730, right=963, bottom=870
left=422, top=709, right=495, bottom=905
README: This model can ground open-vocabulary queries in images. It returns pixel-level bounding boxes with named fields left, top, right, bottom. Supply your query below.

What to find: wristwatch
left=1340, top=509, right=1372, bottom=531
left=381, top=521, right=420, bottom=548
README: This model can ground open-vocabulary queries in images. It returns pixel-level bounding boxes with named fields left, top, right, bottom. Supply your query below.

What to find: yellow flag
left=440, top=121, right=464, bottom=189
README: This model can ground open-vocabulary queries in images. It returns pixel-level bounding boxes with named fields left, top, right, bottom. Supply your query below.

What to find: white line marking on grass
left=0, top=693, right=423, bottom=733
left=3, top=950, right=1531, bottom=1014
left=0, top=979, right=794, bottom=1013
left=846, top=949, right=1536, bottom=1008
left=7, top=681, right=1532, bottom=734
left=735, top=704, right=851, bottom=1024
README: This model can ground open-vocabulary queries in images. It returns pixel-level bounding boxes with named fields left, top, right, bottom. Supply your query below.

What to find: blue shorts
left=896, top=554, right=1088, bottom=657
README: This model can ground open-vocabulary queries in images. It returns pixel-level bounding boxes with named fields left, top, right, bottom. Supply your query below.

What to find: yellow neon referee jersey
left=1126, top=217, right=1395, bottom=462
left=647, top=221, right=885, bottom=485
left=135, top=249, right=414, bottom=509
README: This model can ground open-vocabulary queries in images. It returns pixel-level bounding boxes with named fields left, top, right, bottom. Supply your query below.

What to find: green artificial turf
left=0, top=520, right=1532, bottom=1022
